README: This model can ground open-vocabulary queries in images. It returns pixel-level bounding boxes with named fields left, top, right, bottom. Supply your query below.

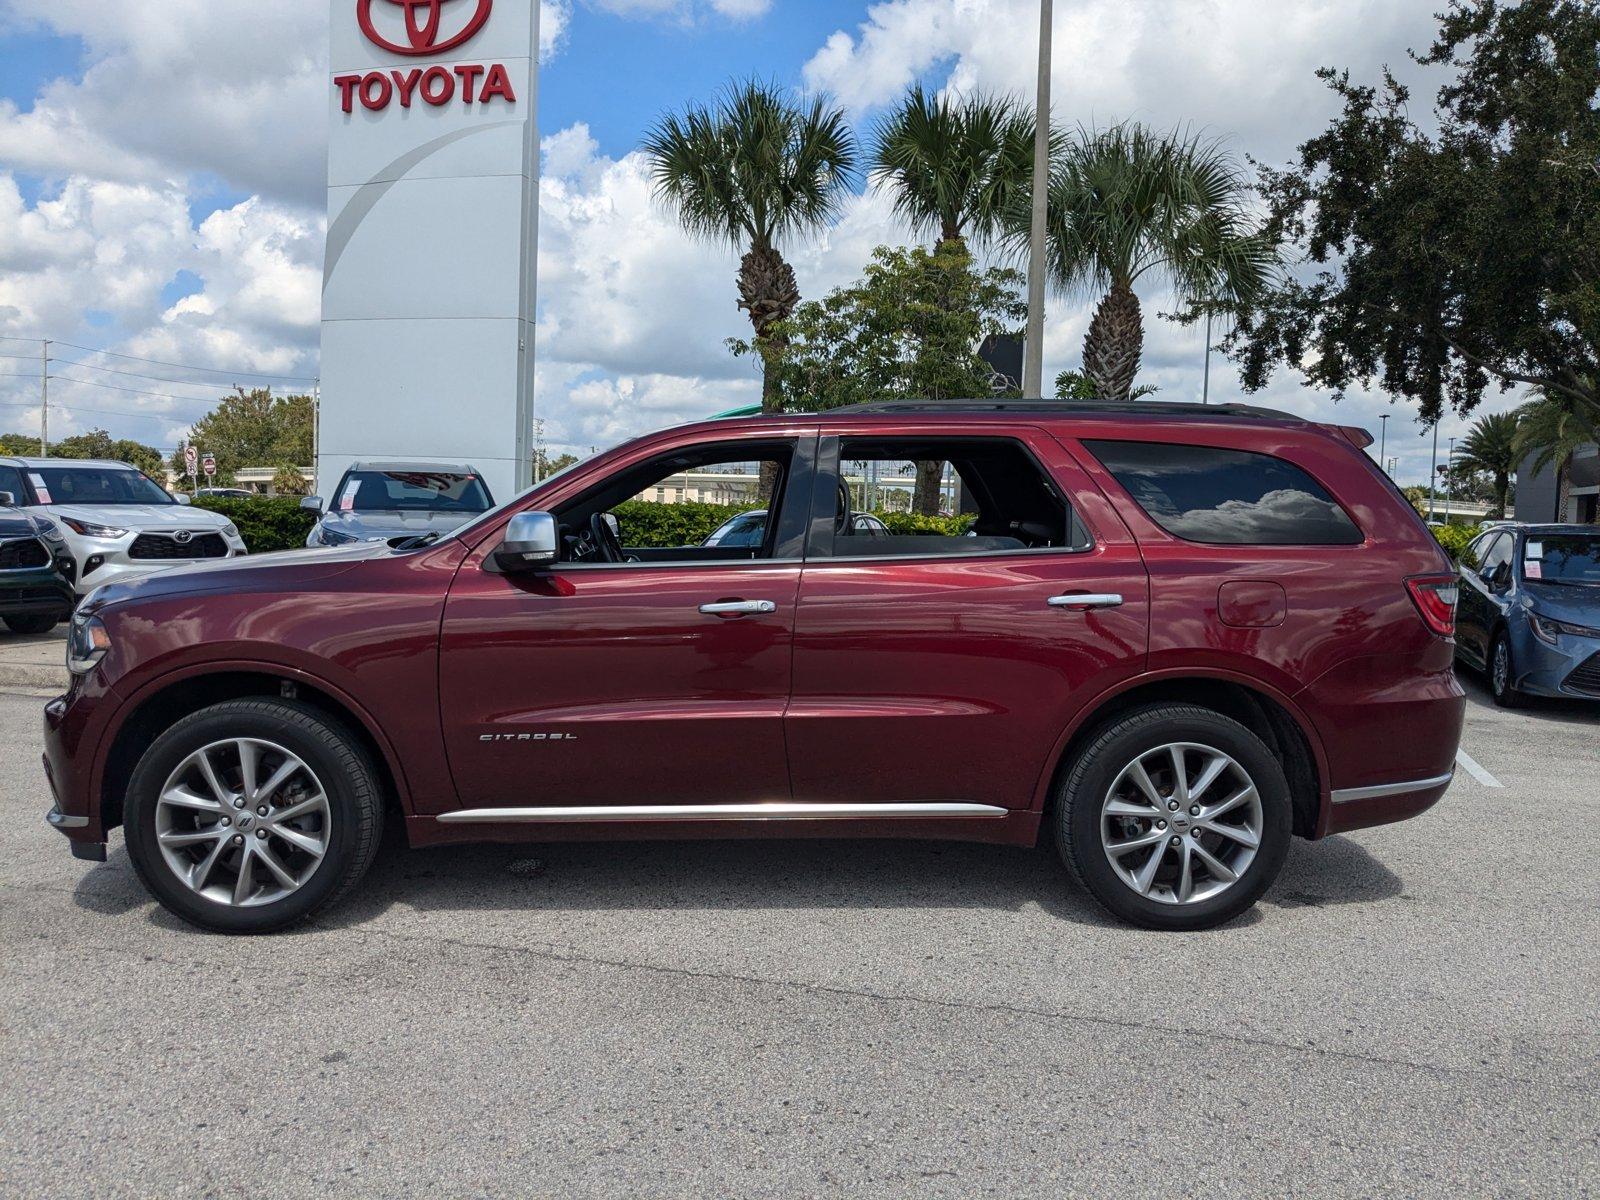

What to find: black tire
left=123, top=699, right=384, bottom=934
left=3, top=612, right=59, bottom=635
left=1055, top=704, right=1292, bottom=931
left=1488, top=632, right=1524, bottom=709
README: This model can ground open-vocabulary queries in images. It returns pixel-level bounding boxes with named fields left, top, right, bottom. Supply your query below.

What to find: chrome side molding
left=1330, top=771, right=1455, bottom=804
left=437, top=801, right=1010, bottom=824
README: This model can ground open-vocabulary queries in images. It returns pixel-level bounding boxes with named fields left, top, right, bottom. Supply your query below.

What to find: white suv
left=0, top=457, right=247, bottom=597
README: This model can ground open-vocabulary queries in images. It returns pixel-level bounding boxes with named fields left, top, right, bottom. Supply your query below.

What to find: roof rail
left=829, top=397, right=1305, bottom=422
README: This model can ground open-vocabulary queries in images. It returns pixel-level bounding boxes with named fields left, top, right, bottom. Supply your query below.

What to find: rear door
left=785, top=423, right=1150, bottom=812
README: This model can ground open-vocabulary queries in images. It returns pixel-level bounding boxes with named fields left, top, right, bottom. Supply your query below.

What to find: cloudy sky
left=0, top=0, right=1522, bottom=483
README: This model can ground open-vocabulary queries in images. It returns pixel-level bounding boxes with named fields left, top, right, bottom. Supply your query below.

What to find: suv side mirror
left=495, top=511, right=559, bottom=572
left=301, top=495, right=323, bottom=513
left=0, top=491, right=13, bottom=506
left=173, top=493, right=192, bottom=506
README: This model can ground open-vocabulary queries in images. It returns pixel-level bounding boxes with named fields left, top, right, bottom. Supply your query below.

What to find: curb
left=0, top=662, right=67, bottom=691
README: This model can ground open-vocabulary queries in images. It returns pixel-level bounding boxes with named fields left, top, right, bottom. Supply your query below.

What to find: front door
left=785, top=426, right=1150, bottom=812
left=438, top=431, right=815, bottom=809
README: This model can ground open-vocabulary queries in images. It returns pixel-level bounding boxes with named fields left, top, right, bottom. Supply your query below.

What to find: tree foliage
left=168, top=388, right=313, bottom=486
left=732, top=242, right=1026, bottom=412
left=1231, top=0, right=1600, bottom=421
left=0, top=427, right=166, bottom=477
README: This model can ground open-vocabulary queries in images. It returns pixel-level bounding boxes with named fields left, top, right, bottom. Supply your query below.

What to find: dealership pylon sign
left=320, top=0, right=539, bottom=502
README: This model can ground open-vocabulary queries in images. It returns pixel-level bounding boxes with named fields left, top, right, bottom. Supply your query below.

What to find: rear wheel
left=3, top=613, right=59, bottom=635
left=123, top=699, right=383, bottom=934
left=1055, top=704, right=1292, bottom=930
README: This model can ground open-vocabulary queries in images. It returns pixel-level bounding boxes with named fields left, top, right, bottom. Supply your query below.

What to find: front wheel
left=1489, top=633, right=1524, bottom=709
left=1055, top=704, right=1292, bottom=931
left=3, top=612, right=59, bottom=635
left=123, top=699, right=384, bottom=934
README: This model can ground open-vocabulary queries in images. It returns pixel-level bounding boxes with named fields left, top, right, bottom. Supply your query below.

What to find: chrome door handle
left=698, top=600, right=777, bottom=616
left=1048, top=593, right=1124, bottom=610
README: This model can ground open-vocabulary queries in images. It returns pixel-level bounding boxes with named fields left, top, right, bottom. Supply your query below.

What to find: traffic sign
left=184, top=446, right=198, bottom=475
left=202, top=453, right=217, bottom=478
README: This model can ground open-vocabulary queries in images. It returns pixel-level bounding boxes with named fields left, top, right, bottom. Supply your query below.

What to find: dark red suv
left=43, top=401, right=1465, bottom=932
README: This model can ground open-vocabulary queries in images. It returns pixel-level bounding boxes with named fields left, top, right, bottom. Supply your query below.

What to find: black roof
left=828, top=397, right=1306, bottom=422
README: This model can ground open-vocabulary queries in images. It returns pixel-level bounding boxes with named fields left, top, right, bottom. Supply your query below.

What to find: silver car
left=0, top=457, right=246, bottom=597
left=303, top=461, right=494, bottom=548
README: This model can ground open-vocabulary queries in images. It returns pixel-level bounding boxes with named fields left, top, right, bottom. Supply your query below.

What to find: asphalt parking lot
left=1, top=673, right=1596, bottom=1198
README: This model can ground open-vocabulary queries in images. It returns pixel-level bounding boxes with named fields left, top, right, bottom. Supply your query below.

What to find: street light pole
left=1445, top=436, right=1456, bottom=523
left=1201, top=311, right=1212, bottom=405
left=1020, top=0, right=1052, bottom=399
left=1427, top=420, right=1438, bottom=522
left=1378, top=414, right=1389, bottom=474
left=39, top=339, right=50, bottom=456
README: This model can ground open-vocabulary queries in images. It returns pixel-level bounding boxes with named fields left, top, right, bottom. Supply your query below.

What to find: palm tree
left=1513, top=381, right=1600, bottom=517
left=643, top=80, right=858, bottom=414
left=871, top=86, right=1036, bottom=511
left=870, top=86, right=1038, bottom=250
left=1031, top=125, right=1275, bottom=402
left=1455, top=411, right=1522, bottom=518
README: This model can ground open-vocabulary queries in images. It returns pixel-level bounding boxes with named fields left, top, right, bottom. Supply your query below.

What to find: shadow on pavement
left=70, top=821, right=1404, bottom=935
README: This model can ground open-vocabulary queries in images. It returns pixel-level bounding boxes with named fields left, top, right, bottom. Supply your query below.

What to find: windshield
left=29, top=466, right=175, bottom=506
left=334, top=471, right=491, bottom=514
left=1525, top=534, right=1600, bottom=584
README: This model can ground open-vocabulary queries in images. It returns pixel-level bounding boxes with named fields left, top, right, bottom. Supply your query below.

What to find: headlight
left=1530, top=614, right=1600, bottom=645
left=66, top=612, right=111, bottom=674
left=33, top=518, right=66, bottom=544
left=222, top=523, right=239, bottom=538
left=319, top=526, right=357, bottom=546
left=61, top=517, right=128, bottom=539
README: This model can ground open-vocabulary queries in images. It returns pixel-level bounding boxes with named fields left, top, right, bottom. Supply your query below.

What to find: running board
left=436, top=802, right=1009, bottom=824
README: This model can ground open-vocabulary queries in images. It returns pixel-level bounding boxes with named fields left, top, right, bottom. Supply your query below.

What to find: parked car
left=0, top=491, right=74, bottom=633
left=194, top=487, right=254, bottom=499
left=704, top=508, right=888, bottom=548
left=0, top=457, right=247, bottom=597
left=303, top=461, right=493, bottom=547
left=45, top=400, right=1465, bottom=934
left=1454, top=523, right=1600, bottom=706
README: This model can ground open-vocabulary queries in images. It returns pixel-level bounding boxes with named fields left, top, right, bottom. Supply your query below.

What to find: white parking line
left=1455, top=748, right=1504, bottom=789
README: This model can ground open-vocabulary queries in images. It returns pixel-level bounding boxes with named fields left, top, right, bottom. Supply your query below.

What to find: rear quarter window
left=1083, top=440, right=1364, bottom=546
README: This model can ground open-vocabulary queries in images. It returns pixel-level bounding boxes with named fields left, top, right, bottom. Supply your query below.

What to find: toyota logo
left=357, top=0, right=493, bottom=56
left=173, top=530, right=194, bottom=545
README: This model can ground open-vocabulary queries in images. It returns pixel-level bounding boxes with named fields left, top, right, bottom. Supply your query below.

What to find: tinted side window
left=1478, top=533, right=1512, bottom=579
left=0, top=466, right=26, bottom=505
left=1083, top=440, right=1363, bottom=546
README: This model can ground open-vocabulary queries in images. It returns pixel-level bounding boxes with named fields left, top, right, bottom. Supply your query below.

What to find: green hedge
left=612, top=500, right=760, bottom=547
left=1431, top=523, right=1484, bottom=565
left=874, top=511, right=975, bottom=536
left=191, top=495, right=317, bottom=554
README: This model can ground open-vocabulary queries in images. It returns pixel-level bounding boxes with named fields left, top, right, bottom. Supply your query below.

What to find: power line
left=0, top=372, right=43, bottom=382
left=44, top=356, right=274, bottom=393
left=49, top=339, right=317, bottom=383
left=0, top=398, right=193, bottom=426
left=45, top=370, right=229, bottom=404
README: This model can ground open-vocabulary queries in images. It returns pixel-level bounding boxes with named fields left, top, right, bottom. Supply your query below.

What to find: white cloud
left=585, top=0, right=772, bottom=22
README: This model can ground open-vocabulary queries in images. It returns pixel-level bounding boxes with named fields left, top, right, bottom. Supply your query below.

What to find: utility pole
left=1427, top=420, right=1439, bottom=522
left=311, top=377, right=321, bottom=498
left=1445, top=436, right=1456, bottom=523
left=1021, top=0, right=1052, bottom=398
left=1378, top=414, right=1389, bottom=472
left=1201, top=311, right=1213, bottom=405
left=39, top=340, right=50, bottom=456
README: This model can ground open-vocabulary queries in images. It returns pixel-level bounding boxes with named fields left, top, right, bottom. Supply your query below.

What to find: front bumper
left=1507, top=624, right=1600, bottom=699
left=43, top=690, right=107, bottom=859
left=0, top=571, right=74, bottom=617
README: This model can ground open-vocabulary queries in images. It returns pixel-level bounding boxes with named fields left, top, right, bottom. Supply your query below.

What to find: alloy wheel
left=1493, top=640, right=1510, bottom=697
left=1099, top=742, right=1263, bottom=906
left=154, top=738, right=332, bottom=908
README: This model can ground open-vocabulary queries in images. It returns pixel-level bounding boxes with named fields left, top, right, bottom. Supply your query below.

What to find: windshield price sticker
left=1525, top=542, right=1544, bottom=560
left=339, top=481, right=361, bottom=512
left=1525, top=560, right=1543, bottom=579
left=28, top=472, right=51, bottom=504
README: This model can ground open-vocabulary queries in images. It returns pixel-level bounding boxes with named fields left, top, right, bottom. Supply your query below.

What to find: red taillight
left=1406, top=574, right=1459, bottom=637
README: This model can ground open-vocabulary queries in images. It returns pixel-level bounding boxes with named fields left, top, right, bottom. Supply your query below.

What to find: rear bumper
left=1324, top=770, right=1454, bottom=836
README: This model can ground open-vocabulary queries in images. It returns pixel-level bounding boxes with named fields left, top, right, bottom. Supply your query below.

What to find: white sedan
left=0, top=457, right=248, bottom=597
